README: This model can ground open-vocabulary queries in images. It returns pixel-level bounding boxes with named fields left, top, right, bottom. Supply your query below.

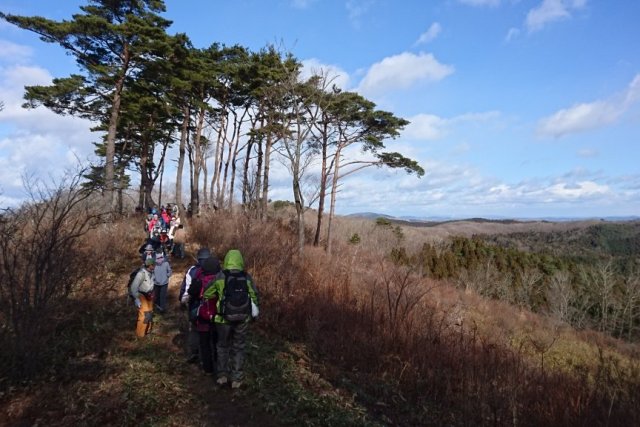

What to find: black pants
left=199, top=327, right=218, bottom=374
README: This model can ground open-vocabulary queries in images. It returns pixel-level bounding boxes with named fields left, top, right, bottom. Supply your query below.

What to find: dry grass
left=2, top=208, right=638, bottom=426
left=183, top=211, right=640, bottom=425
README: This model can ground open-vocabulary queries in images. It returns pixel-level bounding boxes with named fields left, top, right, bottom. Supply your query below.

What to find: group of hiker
left=128, top=206, right=260, bottom=389
left=143, top=204, right=185, bottom=259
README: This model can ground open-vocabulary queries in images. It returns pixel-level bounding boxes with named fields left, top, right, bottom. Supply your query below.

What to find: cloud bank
left=526, top=0, right=587, bottom=33
left=357, top=52, right=454, bottom=95
left=537, top=73, right=640, bottom=137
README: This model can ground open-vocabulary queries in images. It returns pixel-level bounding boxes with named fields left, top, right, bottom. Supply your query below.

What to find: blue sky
left=0, top=0, right=639, bottom=219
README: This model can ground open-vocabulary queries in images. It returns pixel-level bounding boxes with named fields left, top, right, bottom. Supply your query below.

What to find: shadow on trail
left=0, top=256, right=281, bottom=427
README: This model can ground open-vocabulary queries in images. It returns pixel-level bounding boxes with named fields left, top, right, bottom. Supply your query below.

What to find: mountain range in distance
left=345, top=212, right=640, bottom=223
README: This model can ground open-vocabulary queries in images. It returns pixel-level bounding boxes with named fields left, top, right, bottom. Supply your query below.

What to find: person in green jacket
left=203, top=249, right=259, bottom=389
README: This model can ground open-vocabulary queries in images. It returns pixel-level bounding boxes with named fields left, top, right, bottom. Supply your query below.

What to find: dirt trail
left=0, top=254, right=282, bottom=427
left=148, top=256, right=282, bottom=427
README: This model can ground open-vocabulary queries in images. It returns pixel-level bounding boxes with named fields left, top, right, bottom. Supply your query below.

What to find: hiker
left=192, top=255, right=223, bottom=375
left=139, top=243, right=157, bottom=263
left=144, top=213, right=153, bottom=233
left=179, top=247, right=211, bottom=364
left=169, top=217, right=185, bottom=259
left=153, top=251, right=172, bottom=313
left=130, top=257, right=156, bottom=338
left=203, top=249, right=259, bottom=389
left=159, top=228, right=171, bottom=255
left=161, top=207, right=171, bottom=227
left=148, top=213, right=160, bottom=235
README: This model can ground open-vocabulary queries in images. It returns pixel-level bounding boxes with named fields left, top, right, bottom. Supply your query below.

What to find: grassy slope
left=0, top=255, right=382, bottom=427
left=2, top=216, right=639, bottom=426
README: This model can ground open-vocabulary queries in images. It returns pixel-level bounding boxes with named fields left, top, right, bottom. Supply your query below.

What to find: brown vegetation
left=187, top=211, right=640, bottom=425
left=1, top=199, right=639, bottom=425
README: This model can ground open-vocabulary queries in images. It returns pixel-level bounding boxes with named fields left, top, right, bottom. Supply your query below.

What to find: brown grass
left=185, top=211, right=640, bottom=426
left=2, top=207, right=638, bottom=426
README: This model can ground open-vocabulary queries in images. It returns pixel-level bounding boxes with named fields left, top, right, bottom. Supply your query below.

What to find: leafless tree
left=515, top=268, right=543, bottom=309
left=546, top=270, right=574, bottom=323
left=0, top=170, right=103, bottom=378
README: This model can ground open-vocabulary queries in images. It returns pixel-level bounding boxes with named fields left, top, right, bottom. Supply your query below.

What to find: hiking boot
left=216, top=376, right=228, bottom=386
left=231, top=380, right=242, bottom=389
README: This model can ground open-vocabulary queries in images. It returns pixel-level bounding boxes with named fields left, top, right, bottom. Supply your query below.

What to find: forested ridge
left=384, top=220, right=640, bottom=341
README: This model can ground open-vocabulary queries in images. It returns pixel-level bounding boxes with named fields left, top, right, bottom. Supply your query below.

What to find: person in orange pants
left=136, top=293, right=154, bottom=337
left=130, top=257, right=156, bottom=337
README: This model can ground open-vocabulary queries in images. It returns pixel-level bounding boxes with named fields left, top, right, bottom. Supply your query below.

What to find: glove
left=251, top=300, right=259, bottom=320
left=134, top=298, right=142, bottom=309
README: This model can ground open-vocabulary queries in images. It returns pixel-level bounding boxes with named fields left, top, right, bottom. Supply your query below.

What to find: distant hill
left=345, top=212, right=639, bottom=224
left=346, top=212, right=395, bottom=220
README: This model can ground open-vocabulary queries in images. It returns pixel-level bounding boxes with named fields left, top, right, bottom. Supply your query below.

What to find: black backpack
left=221, top=271, right=251, bottom=323
left=126, top=266, right=143, bottom=301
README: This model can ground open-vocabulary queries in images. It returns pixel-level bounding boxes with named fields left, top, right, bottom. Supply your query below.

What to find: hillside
left=1, top=212, right=639, bottom=426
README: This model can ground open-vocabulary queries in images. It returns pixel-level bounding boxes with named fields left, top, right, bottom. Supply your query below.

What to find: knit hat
left=196, top=247, right=211, bottom=261
left=145, top=257, right=156, bottom=266
left=201, top=256, right=220, bottom=274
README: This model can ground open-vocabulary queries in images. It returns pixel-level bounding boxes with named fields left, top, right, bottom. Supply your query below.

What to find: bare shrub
left=0, top=172, right=104, bottom=380
left=186, top=212, right=640, bottom=425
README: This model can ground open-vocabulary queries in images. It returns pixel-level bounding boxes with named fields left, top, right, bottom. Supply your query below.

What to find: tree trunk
left=212, top=112, right=227, bottom=210
left=105, top=73, right=126, bottom=211
left=104, top=47, right=130, bottom=212
left=228, top=113, right=246, bottom=212
left=292, top=168, right=305, bottom=257
left=242, top=137, right=254, bottom=211
left=220, top=135, right=232, bottom=211
left=202, top=157, right=209, bottom=207
left=138, top=182, right=145, bottom=211
left=190, top=106, right=206, bottom=217
left=254, top=119, right=264, bottom=217
left=139, top=138, right=156, bottom=211
left=260, top=132, right=273, bottom=220
left=313, top=126, right=329, bottom=246
left=326, top=147, right=342, bottom=255
left=175, top=104, right=190, bottom=208
left=158, top=154, right=165, bottom=208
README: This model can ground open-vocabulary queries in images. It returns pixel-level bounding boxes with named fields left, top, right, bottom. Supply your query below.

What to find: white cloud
left=537, top=73, right=640, bottom=137
left=404, top=111, right=500, bottom=140
left=0, top=39, right=33, bottom=62
left=357, top=52, right=454, bottom=95
left=505, top=27, right=520, bottom=42
left=625, top=74, right=640, bottom=105
left=458, top=0, right=501, bottom=6
left=302, top=145, right=637, bottom=217
left=415, top=22, right=442, bottom=46
left=537, top=101, right=620, bottom=137
left=0, top=64, right=97, bottom=206
left=403, top=114, right=447, bottom=140
left=300, top=58, right=351, bottom=90
left=346, top=0, right=375, bottom=28
left=525, top=0, right=587, bottom=33
left=547, top=181, right=609, bottom=199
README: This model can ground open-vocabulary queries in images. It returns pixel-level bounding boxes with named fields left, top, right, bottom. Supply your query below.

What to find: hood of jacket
left=223, top=249, right=244, bottom=271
